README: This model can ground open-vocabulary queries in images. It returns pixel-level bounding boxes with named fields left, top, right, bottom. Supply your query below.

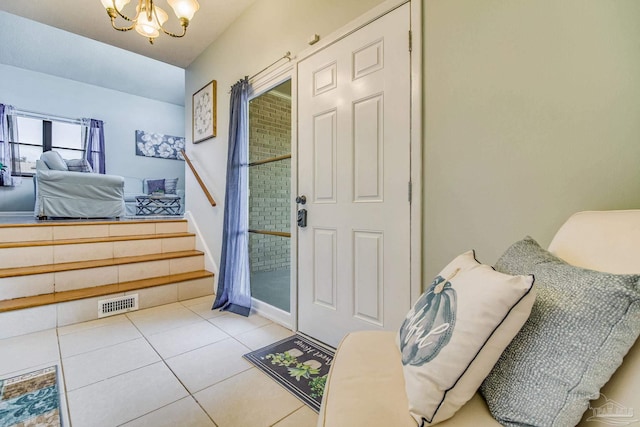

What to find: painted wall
left=423, top=0, right=640, bottom=279
left=184, top=0, right=386, bottom=274
left=0, top=63, right=185, bottom=212
left=186, top=0, right=640, bottom=285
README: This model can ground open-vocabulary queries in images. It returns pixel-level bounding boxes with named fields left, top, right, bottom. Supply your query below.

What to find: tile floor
left=0, top=295, right=318, bottom=427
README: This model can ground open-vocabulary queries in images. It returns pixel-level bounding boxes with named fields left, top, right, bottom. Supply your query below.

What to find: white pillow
left=397, top=250, right=536, bottom=425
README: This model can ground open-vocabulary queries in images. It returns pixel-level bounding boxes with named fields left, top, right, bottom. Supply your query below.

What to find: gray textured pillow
left=41, top=151, right=68, bottom=171
left=64, top=158, right=93, bottom=173
left=164, top=177, right=178, bottom=194
left=481, top=237, right=640, bottom=427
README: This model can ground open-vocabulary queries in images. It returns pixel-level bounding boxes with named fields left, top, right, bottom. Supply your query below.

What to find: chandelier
left=100, top=0, right=200, bottom=44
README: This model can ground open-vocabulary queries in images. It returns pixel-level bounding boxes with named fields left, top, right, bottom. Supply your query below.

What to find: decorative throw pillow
left=397, top=250, right=536, bottom=425
left=480, top=237, right=640, bottom=427
left=64, top=158, right=93, bottom=173
left=164, top=177, right=178, bottom=194
left=147, top=179, right=165, bottom=194
left=40, top=151, right=68, bottom=171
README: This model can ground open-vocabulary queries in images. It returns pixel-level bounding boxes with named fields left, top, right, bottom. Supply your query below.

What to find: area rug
left=0, top=366, right=61, bottom=427
left=243, top=334, right=335, bottom=412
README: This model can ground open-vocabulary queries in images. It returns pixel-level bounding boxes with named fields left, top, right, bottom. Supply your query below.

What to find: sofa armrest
left=36, top=165, right=124, bottom=200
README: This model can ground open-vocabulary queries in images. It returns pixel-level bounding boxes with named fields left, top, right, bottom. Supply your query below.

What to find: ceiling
left=0, top=0, right=257, bottom=68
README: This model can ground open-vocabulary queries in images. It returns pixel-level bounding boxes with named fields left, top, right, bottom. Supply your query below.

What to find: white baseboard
left=184, top=210, right=219, bottom=278
left=0, top=211, right=32, bottom=216
left=251, top=298, right=292, bottom=330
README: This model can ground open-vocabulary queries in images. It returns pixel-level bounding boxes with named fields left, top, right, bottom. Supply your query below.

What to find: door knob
left=296, top=195, right=307, bottom=205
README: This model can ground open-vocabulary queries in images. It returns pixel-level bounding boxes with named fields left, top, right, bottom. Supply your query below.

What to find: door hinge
left=408, top=30, right=412, bottom=52
left=408, top=181, right=412, bottom=204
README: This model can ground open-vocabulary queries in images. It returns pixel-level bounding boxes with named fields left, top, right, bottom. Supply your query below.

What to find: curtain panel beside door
left=213, top=77, right=252, bottom=316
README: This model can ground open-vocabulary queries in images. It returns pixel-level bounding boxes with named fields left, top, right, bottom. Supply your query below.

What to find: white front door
left=297, top=3, right=412, bottom=347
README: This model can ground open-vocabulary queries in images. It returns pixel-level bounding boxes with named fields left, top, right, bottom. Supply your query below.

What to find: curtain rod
left=228, top=51, right=292, bottom=93
left=12, top=108, right=83, bottom=125
left=247, top=51, right=291, bottom=82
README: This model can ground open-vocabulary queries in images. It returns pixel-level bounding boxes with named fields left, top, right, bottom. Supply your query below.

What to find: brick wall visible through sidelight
left=248, top=92, right=291, bottom=273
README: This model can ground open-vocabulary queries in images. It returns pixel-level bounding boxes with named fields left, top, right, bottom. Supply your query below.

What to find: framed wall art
left=192, top=80, right=217, bottom=143
left=135, top=130, right=185, bottom=160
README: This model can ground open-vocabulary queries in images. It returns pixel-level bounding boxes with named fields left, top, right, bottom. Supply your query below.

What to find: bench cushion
left=318, top=331, right=501, bottom=427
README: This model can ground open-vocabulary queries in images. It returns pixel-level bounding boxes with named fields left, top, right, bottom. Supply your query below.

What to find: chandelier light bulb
left=100, top=0, right=131, bottom=10
left=101, top=0, right=197, bottom=43
left=167, top=0, right=199, bottom=21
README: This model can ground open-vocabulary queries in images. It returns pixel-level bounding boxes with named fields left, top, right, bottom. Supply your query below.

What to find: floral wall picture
left=135, top=130, right=185, bottom=160
left=192, top=80, right=217, bottom=143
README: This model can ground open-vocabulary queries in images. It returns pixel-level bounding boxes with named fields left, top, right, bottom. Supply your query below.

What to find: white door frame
left=247, top=63, right=298, bottom=328
left=293, top=0, right=423, bottom=330
left=250, top=0, right=423, bottom=329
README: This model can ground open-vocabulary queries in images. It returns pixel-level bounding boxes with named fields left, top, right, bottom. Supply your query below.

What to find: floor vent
left=98, top=294, right=139, bottom=318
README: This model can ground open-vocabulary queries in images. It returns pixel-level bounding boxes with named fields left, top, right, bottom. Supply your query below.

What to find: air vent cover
left=98, top=294, right=139, bottom=318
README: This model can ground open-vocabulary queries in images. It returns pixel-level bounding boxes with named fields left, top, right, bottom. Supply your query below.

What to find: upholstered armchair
left=34, top=151, right=125, bottom=219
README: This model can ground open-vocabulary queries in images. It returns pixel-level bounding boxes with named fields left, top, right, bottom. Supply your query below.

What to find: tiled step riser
left=0, top=255, right=205, bottom=301
left=0, top=276, right=215, bottom=340
left=0, top=221, right=188, bottom=244
left=0, top=236, right=196, bottom=269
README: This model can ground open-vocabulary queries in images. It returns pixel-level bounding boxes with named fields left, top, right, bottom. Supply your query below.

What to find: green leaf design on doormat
left=287, top=363, right=320, bottom=381
left=309, top=374, right=327, bottom=399
left=265, top=352, right=298, bottom=367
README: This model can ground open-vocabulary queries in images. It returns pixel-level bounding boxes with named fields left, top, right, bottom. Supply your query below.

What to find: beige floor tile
left=62, top=338, right=161, bottom=391
left=58, top=319, right=141, bottom=357
left=0, top=329, right=59, bottom=376
left=165, top=338, right=252, bottom=393
left=66, top=362, right=188, bottom=427
left=208, top=312, right=272, bottom=336
left=113, top=238, right=162, bottom=258
left=195, top=368, right=303, bottom=427
left=126, top=303, right=203, bottom=336
left=120, top=397, right=216, bottom=427
left=0, top=304, right=57, bottom=340
left=272, top=406, right=319, bottom=427
left=235, top=323, right=294, bottom=351
left=183, top=300, right=227, bottom=320
left=180, top=295, right=213, bottom=307
left=146, top=320, right=229, bottom=359
left=57, top=313, right=129, bottom=336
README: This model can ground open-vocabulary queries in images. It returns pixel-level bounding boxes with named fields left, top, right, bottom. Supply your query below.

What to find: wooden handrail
left=248, top=154, right=292, bottom=167
left=248, top=229, right=291, bottom=238
left=181, top=150, right=216, bottom=207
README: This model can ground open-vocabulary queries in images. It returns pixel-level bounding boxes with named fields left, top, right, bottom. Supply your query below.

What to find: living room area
left=0, top=11, right=187, bottom=221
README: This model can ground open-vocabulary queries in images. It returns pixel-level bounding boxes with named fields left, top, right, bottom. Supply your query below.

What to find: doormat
left=243, top=334, right=335, bottom=412
left=0, top=366, right=61, bottom=427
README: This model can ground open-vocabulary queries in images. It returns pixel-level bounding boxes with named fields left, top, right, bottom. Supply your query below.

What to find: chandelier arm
left=110, top=16, right=136, bottom=32
left=153, top=7, right=189, bottom=38
left=159, top=24, right=188, bottom=38
left=109, top=0, right=137, bottom=22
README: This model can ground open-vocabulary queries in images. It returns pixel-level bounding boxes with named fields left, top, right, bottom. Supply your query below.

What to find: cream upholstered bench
left=318, top=210, right=640, bottom=427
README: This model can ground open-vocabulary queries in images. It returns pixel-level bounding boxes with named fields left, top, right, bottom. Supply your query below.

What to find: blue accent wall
left=0, top=63, right=185, bottom=212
